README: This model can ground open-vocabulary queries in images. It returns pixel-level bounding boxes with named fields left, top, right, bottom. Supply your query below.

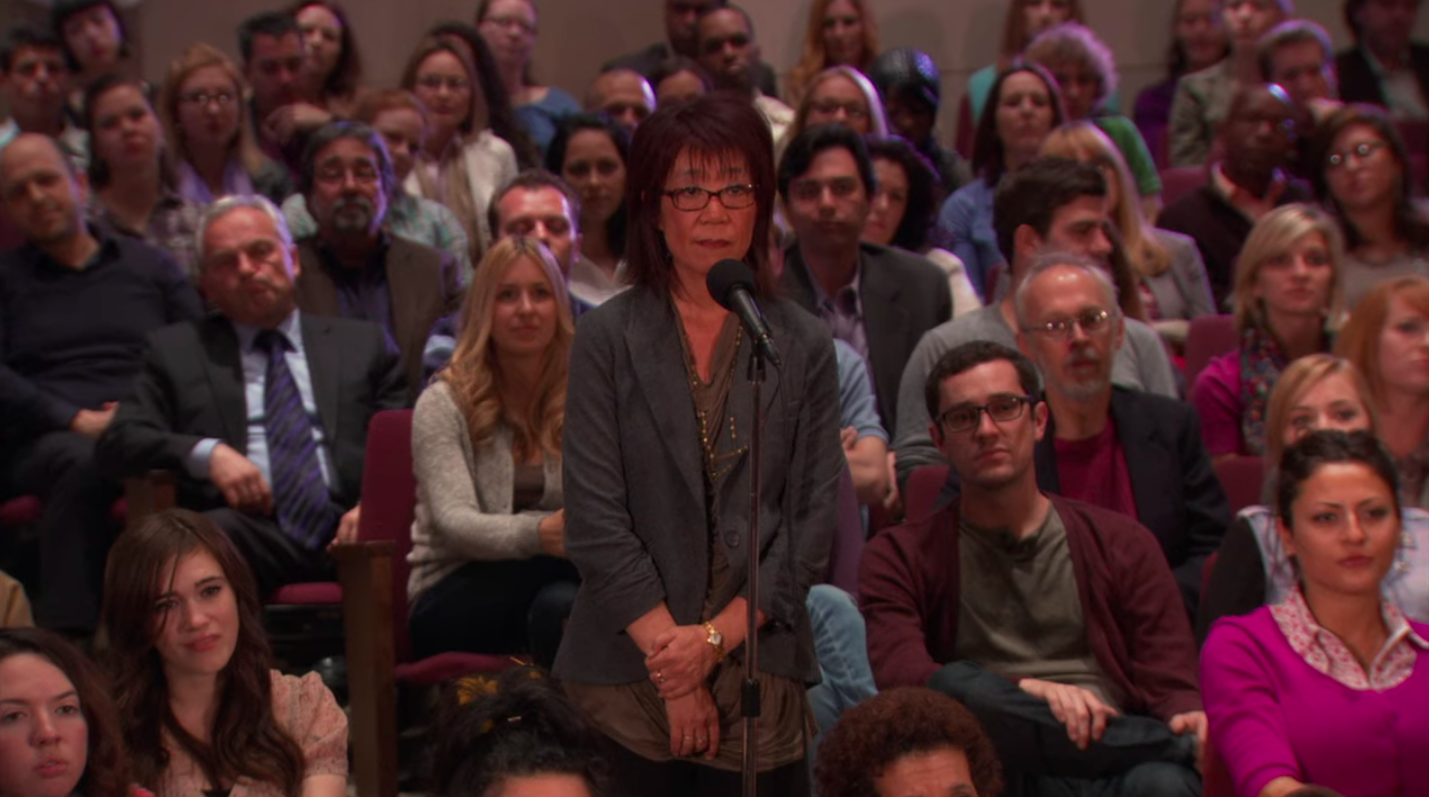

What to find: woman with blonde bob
left=159, top=43, right=292, bottom=205
left=782, top=66, right=889, bottom=149
left=1191, top=204, right=1342, bottom=460
left=1040, top=121, right=1214, bottom=346
left=1336, top=276, right=1429, bottom=510
left=407, top=236, right=579, bottom=667
left=785, top=0, right=880, bottom=108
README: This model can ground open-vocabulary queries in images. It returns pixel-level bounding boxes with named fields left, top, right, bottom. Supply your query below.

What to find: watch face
left=709, top=629, right=723, bottom=645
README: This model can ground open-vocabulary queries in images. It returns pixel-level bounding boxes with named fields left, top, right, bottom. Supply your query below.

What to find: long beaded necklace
left=676, top=318, right=748, bottom=487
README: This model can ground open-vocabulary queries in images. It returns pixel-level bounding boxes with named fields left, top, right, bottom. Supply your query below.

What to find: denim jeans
left=805, top=584, right=878, bottom=754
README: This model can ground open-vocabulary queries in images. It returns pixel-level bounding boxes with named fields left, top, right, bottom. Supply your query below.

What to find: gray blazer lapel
left=624, top=291, right=705, bottom=507
left=201, top=319, right=249, bottom=453
left=302, top=314, right=342, bottom=440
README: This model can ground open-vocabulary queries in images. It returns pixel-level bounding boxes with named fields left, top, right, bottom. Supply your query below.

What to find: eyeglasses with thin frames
left=938, top=394, right=1036, bottom=434
left=1326, top=141, right=1388, bottom=169
left=1020, top=308, right=1112, bottom=340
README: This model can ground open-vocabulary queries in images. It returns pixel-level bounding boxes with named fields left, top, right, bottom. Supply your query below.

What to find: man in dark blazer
left=97, top=196, right=408, bottom=597
left=292, top=121, right=461, bottom=398
left=1336, top=0, right=1429, bottom=116
left=1015, top=255, right=1229, bottom=613
left=603, top=0, right=779, bottom=99
left=778, top=123, right=952, bottom=432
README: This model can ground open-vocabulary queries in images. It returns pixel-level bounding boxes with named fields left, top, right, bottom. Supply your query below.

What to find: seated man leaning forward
left=860, top=340, right=1205, bottom=797
left=96, top=195, right=409, bottom=598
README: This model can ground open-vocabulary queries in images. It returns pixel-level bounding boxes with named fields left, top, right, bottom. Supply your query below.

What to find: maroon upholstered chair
left=1184, top=315, right=1238, bottom=391
left=824, top=465, right=864, bottom=597
left=1213, top=455, right=1265, bottom=516
left=954, top=93, right=976, bottom=160
left=1159, top=165, right=1209, bottom=208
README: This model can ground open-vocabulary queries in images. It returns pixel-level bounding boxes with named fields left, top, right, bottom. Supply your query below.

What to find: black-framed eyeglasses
left=938, top=394, right=1036, bottom=434
left=662, top=184, right=757, bottom=211
left=1326, top=141, right=1388, bottom=169
left=1021, top=308, right=1112, bottom=340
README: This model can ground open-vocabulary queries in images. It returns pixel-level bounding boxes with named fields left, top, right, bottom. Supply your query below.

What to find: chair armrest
left=333, top=541, right=397, bottom=797
left=122, top=471, right=177, bottom=532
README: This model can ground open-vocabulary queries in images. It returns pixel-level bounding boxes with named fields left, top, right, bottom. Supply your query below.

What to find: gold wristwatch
left=703, top=621, right=726, bottom=663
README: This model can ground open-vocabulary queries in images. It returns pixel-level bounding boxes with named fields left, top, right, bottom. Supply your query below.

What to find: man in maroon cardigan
left=859, top=340, right=1206, bottom=796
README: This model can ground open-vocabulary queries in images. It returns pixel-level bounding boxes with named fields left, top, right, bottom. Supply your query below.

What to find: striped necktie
left=256, top=329, right=336, bottom=549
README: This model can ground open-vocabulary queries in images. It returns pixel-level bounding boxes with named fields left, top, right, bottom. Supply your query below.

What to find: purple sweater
left=1201, top=607, right=1429, bottom=797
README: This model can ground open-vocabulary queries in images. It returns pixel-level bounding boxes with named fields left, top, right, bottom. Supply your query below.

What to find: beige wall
left=8, top=0, right=1429, bottom=142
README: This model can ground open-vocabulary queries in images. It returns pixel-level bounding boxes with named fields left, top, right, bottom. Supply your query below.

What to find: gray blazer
left=1144, top=228, right=1217, bottom=321
left=553, top=286, right=843, bottom=686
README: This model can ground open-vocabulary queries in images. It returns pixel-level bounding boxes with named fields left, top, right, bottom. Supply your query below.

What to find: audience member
left=1169, top=0, right=1291, bottom=167
left=428, top=668, right=609, bottom=797
left=937, top=65, right=1065, bottom=299
left=1025, top=22, right=1164, bottom=220
left=100, top=509, right=348, bottom=797
left=778, top=123, right=951, bottom=432
left=554, top=92, right=840, bottom=792
left=1159, top=83, right=1312, bottom=308
left=95, top=196, right=407, bottom=597
left=783, top=66, right=889, bottom=149
left=1134, top=0, right=1229, bottom=167
left=0, top=628, right=134, bottom=797
left=546, top=114, right=630, bottom=306
left=785, top=0, right=880, bottom=107
left=237, top=12, right=310, bottom=177
left=0, top=26, right=86, bottom=167
left=0, top=133, right=202, bottom=634
left=1260, top=19, right=1341, bottom=125
left=650, top=55, right=712, bottom=105
left=862, top=341, right=1205, bottom=795
left=408, top=237, right=579, bottom=668
left=897, top=158, right=1179, bottom=485
left=1312, top=104, right=1429, bottom=309
left=289, top=1, right=364, bottom=120
left=1337, top=276, right=1429, bottom=509
left=82, top=74, right=205, bottom=280
left=868, top=47, right=970, bottom=195
left=694, top=5, right=794, bottom=142
left=965, top=0, right=1086, bottom=128
left=815, top=687, right=1004, bottom=797
left=603, top=0, right=777, bottom=98
left=478, top=0, right=582, bottom=158
left=1336, top=0, right=1429, bottom=118
left=862, top=135, right=981, bottom=318
left=160, top=43, right=294, bottom=206
left=426, top=21, right=542, bottom=168
left=0, top=571, right=33, bottom=628
left=51, top=0, right=133, bottom=99
left=1201, top=429, right=1429, bottom=797
left=1014, top=254, right=1230, bottom=612
left=488, top=169, right=593, bottom=317
left=292, top=121, right=461, bottom=393
left=831, top=339, right=892, bottom=506
left=1191, top=203, right=1341, bottom=460
left=282, top=90, right=473, bottom=281
left=1041, top=122, right=1215, bottom=347
left=1198, top=354, right=1429, bottom=638
left=402, top=34, right=521, bottom=264
left=584, top=68, right=657, bottom=132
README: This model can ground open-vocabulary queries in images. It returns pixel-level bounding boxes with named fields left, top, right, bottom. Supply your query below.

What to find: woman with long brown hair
left=964, top=0, right=1085, bottom=128
left=408, top=236, right=579, bottom=667
left=785, top=0, right=880, bottom=108
left=100, top=510, right=347, bottom=797
left=289, top=1, right=364, bottom=119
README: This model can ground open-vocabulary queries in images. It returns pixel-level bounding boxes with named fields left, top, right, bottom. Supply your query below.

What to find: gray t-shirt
left=956, top=505, right=1122, bottom=710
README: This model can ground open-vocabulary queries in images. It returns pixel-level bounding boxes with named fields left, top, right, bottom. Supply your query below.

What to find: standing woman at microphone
left=554, top=91, right=843, bottom=793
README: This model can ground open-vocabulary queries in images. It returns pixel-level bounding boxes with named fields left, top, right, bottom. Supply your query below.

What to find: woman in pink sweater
left=1201, top=429, right=1429, bottom=797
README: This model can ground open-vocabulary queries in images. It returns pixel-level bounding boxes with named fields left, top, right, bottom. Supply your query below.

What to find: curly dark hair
left=0, top=628, right=133, bottom=797
left=427, top=668, right=609, bottom=797
left=815, top=687, right=1004, bottom=797
left=865, top=135, right=945, bottom=252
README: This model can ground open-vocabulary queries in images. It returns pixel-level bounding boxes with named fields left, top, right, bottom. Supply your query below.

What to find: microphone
left=707, top=259, right=782, bottom=369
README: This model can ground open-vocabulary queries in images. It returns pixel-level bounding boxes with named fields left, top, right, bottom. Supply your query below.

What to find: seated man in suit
left=292, top=121, right=461, bottom=397
left=860, top=340, right=1205, bottom=796
left=0, top=133, right=202, bottom=633
left=487, top=169, right=594, bottom=319
left=893, top=158, right=1178, bottom=487
left=1015, top=253, right=1230, bottom=613
left=1336, top=0, right=1429, bottom=119
left=778, top=123, right=953, bottom=433
left=96, top=195, right=409, bottom=597
left=1158, top=83, right=1312, bottom=308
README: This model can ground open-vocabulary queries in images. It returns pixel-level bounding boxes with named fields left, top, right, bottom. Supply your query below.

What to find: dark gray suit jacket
left=96, top=313, right=408, bottom=512
left=553, top=286, right=842, bottom=686
left=781, top=242, right=953, bottom=433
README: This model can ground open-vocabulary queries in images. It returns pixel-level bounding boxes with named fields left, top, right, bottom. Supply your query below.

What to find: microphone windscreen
left=706, top=259, right=756, bottom=311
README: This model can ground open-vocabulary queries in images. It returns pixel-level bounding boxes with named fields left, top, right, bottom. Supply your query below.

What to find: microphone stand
left=741, top=341, right=766, bottom=797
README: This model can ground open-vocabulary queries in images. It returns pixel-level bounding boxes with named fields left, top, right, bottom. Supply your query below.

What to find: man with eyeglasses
left=777, top=123, right=952, bottom=433
left=693, top=5, right=793, bottom=142
left=0, top=26, right=86, bottom=171
left=602, top=0, right=779, bottom=99
left=860, top=339, right=1206, bottom=797
left=1015, top=254, right=1229, bottom=614
left=1159, top=83, right=1313, bottom=308
left=894, top=158, right=1177, bottom=489
left=291, top=122, right=461, bottom=399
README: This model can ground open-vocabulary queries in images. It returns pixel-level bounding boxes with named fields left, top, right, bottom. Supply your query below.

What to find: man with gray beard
left=1014, top=253, right=1228, bottom=615
left=293, top=121, right=461, bottom=398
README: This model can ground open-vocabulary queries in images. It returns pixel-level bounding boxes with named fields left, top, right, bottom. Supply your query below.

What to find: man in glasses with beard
left=293, top=122, right=461, bottom=399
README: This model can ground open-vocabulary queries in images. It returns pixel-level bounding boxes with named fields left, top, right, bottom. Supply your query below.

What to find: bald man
left=584, top=68, right=657, bottom=131
left=0, top=134, right=202, bottom=634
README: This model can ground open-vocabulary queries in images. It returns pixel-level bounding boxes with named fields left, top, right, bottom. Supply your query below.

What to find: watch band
left=703, top=621, right=726, bottom=663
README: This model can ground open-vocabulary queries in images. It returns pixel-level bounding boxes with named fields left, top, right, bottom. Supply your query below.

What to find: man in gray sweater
left=893, top=158, right=1177, bottom=488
